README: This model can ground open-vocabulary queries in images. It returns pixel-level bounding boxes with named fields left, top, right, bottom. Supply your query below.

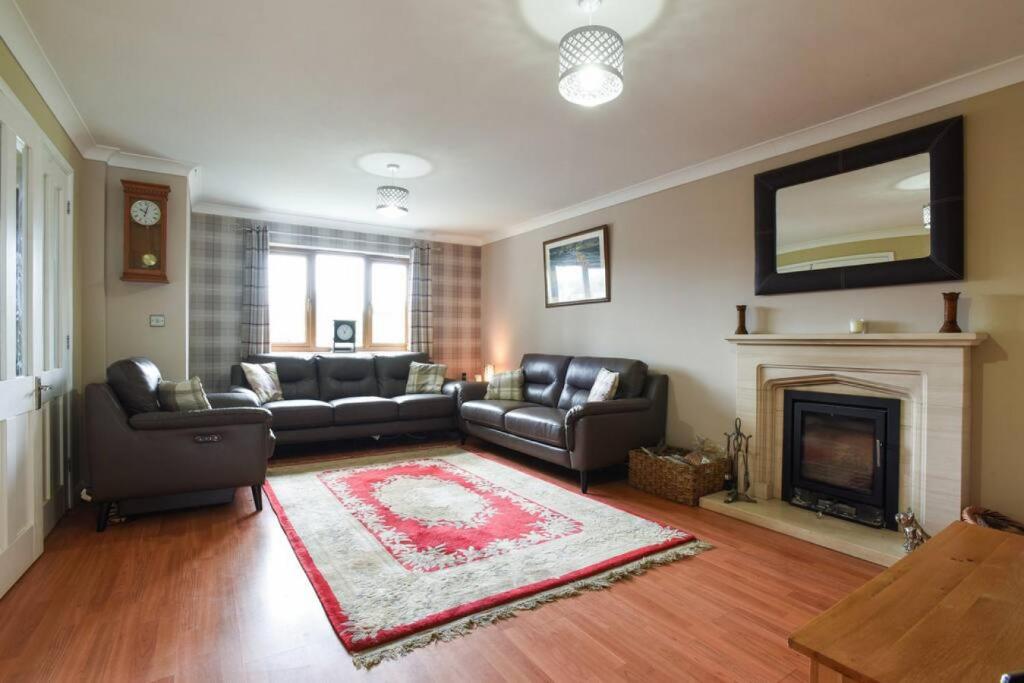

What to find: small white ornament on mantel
left=849, top=319, right=867, bottom=334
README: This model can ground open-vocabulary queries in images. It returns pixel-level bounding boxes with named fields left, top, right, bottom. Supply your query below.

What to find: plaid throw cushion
left=406, top=361, right=448, bottom=394
left=588, top=368, right=620, bottom=402
left=158, top=377, right=212, bottom=412
left=484, top=368, right=525, bottom=401
left=241, top=362, right=283, bottom=403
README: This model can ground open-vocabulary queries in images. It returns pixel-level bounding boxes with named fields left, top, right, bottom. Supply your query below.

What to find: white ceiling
left=777, top=154, right=930, bottom=251
left=13, top=0, right=1024, bottom=242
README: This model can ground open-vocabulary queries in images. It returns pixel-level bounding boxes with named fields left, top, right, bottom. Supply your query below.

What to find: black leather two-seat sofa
left=227, top=352, right=457, bottom=445
left=451, top=354, right=667, bottom=492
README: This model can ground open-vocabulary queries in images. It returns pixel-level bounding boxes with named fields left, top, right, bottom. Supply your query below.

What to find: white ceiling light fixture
left=896, top=171, right=930, bottom=191
left=558, top=0, right=624, bottom=108
left=376, top=163, right=409, bottom=218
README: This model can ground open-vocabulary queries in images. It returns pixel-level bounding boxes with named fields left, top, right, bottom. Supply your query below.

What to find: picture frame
left=543, top=225, right=610, bottom=307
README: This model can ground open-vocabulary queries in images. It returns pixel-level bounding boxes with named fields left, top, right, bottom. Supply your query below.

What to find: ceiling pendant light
left=558, top=0, right=624, bottom=107
left=376, top=163, right=409, bottom=218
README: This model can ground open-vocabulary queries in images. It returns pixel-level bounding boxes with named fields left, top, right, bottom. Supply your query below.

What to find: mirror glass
left=775, top=153, right=931, bottom=273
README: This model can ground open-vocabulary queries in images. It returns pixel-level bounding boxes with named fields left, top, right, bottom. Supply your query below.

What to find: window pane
left=314, top=253, right=365, bottom=348
left=269, top=253, right=308, bottom=344
left=370, top=261, right=408, bottom=345
left=15, top=137, right=27, bottom=376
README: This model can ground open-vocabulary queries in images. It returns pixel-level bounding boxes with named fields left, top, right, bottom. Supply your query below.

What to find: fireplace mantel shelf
left=726, top=332, right=987, bottom=347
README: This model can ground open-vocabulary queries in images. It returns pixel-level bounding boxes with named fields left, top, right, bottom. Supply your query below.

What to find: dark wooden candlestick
left=735, top=305, right=748, bottom=335
left=939, top=292, right=962, bottom=333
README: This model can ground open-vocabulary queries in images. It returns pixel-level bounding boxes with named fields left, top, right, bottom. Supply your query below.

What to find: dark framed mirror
left=754, top=116, right=963, bottom=295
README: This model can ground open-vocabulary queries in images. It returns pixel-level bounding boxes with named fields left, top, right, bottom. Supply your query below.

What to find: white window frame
left=269, top=246, right=409, bottom=352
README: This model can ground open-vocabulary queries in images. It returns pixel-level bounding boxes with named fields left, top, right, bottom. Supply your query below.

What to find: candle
left=849, top=319, right=866, bottom=334
left=474, top=374, right=482, bottom=382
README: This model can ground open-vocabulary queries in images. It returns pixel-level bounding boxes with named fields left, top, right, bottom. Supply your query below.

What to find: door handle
left=39, top=384, right=53, bottom=392
left=876, top=439, right=882, bottom=468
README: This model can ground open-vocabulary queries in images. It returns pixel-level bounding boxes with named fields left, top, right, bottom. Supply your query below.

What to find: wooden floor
left=0, top=439, right=880, bottom=682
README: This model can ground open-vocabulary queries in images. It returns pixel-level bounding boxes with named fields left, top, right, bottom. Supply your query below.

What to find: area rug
left=265, top=445, right=710, bottom=668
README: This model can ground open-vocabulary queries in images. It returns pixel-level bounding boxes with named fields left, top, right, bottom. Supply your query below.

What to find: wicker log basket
left=628, top=447, right=730, bottom=506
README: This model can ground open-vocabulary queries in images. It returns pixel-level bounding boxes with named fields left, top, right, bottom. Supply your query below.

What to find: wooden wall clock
left=121, top=179, right=171, bottom=283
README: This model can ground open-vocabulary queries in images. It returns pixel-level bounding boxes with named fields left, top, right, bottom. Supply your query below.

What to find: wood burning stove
left=782, top=390, right=900, bottom=530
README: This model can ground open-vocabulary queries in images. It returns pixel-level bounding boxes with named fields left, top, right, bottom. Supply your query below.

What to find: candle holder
left=734, top=305, right=748, bottom=335
left=939, top=292, right=962, bottom=333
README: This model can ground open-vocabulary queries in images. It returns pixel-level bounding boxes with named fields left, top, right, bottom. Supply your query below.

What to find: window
left=269, top=248, right=408, bottom=351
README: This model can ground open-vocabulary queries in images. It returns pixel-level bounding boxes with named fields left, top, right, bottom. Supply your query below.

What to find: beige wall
left=482, top=82, right=1024, bottom=521
left=104, top=167, right=190, bottom=380
left=777, top=234, right=931, bottom=268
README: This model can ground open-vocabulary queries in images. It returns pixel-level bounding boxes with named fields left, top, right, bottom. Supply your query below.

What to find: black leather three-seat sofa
left=226, top=352, right=457, bottom=445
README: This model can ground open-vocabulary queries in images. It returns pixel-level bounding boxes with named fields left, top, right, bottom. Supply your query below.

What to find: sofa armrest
left=564, top=398, right=651, bottom=427
left=450, top=381, right=489, bottom=404
left=564, top=374, right=668, bottom=469
left=129, top=407, right=272, bottom=431
left=208, top=387, right=262, bottom=409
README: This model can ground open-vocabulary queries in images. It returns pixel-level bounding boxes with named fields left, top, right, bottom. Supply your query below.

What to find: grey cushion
left=239, top=354, right=320, bottom=400
left=374, top=353, right=429, bottom=398
left=263, top=399, right=333, bottom=430
left=317, top=354, right=378, bottom=400
left=504, top=407, right=568, bottom=448
left=461, top=400, right=534, bottom=429
left=558, top=357, right=648, bottom=410
left=392, top=394, right=455, bottom=420
left=331, top=396, right=398, bottom=425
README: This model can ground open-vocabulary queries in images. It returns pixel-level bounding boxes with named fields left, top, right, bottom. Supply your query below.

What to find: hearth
left=782, top=390, right=900, bottom=530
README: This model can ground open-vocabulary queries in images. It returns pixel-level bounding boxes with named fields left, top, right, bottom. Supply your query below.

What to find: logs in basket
left=628, top=448, right=731, bottom=506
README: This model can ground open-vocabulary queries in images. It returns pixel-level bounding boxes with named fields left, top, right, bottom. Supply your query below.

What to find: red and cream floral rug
left=265, top=445, right=710, bottom=668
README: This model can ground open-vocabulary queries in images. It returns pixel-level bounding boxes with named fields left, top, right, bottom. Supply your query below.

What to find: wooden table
left=789, top=521, right=1024, bottom=683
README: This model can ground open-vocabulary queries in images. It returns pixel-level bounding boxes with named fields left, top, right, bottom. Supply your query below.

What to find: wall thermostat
left=149, top=314, right=166, bottom=328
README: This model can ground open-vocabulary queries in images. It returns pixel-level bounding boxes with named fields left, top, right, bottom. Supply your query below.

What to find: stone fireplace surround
left=700, top=333, right=986, bottom=566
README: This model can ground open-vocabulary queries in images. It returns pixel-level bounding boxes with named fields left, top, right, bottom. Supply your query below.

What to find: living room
left=1, top=1, right=1023, bottom=680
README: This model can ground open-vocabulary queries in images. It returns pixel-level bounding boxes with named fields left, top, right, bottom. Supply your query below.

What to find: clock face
left=335, top=321, right=355, bottom=341
left=130, top=199, right=162, bottom=226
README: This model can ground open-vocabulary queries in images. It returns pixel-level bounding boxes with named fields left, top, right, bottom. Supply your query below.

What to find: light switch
left=149, top=314, right=166, bottom=328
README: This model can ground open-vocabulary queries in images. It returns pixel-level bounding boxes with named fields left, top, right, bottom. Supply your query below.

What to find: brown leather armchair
left=85, top=358, right=276, bottom=531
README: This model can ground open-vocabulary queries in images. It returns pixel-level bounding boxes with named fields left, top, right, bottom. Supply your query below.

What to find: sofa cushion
left=240, top=354, right=320, bottom=400
left=483, top=368, right=524, bottom=401
left=521, top=354, right=572, bottom=407
left=263, top=399, right=333, bottom=430
left=406, top=361, right=448, bottom=394
left=374, top=352, right=429, bottom=397
left=392, top=394, right=455, bottom=420
left=330, top=396, right=398, bottom=425
left=317, top=354, right=378, bottom=401
left=558, top=357, right=648, bottom=410
left=240, top=362, right=283, bottom=403
left=460, top=400, right=534, bottom=429
left=504, top=407, right=568, bottom=448
left=106, top=357, right=162, bottom=415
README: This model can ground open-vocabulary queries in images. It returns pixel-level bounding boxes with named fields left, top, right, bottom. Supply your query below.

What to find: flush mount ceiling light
left=896, top=171, right=930, bottom=191
left=376, top=163, right=409, bottom=218
left=558, top=0, right=624, bottom=107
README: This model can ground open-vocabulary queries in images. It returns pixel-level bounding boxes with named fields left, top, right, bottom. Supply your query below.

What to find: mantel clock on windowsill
left=121, top=179, right=171, bottom=283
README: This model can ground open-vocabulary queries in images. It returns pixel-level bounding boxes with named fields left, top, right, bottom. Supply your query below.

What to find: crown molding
left=1, top=0, right=96, bottom=152
left=191, top=201, right=484, bottom=247
left=485, top=53, right=1024, bottom=245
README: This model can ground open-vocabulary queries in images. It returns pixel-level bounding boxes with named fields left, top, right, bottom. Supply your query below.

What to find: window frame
left=269, top=246, right=409, bottom=352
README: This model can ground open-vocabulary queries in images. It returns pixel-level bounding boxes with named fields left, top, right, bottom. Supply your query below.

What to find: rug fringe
left=350, top=538, right=713, bottom=670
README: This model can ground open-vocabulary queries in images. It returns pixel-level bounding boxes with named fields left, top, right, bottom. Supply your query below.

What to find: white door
left=0, top=82, right=74, bottom=598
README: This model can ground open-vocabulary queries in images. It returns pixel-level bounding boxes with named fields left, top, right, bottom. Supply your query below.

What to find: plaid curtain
left=409, top=242, right=433, bottom=356
left=241, top=225, right=270, bottom=358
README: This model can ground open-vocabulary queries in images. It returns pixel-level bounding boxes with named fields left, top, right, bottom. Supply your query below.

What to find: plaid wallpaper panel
left=189, top=212, right=482, bottom=390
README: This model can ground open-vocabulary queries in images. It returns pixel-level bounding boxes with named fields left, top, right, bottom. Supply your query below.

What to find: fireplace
left=782, top=390, right=900, bottom=530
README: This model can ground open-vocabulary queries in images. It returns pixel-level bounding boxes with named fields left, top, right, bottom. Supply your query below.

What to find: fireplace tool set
left=724, top=418, right=756, bottom=504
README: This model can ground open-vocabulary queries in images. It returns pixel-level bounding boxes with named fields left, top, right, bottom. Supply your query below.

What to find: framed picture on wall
left=543, top=225, right=610, bottom=307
